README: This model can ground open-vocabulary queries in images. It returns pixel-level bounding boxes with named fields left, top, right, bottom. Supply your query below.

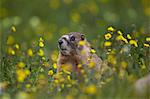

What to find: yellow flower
left=140, top=64, right=146, bottom=69
left=25, top=69, right=30, bottom=75
left=17, top=62, right=25, bottom=68
left=116, top=35, right=128, bottom=43
left=53, top=63, right=57, bottom=69
left=63, top=69, right=71, bottom=75
left=78, top=41, right=86, bottom=46
left=127, top=34, right=132, bottom=39
left=39, top=42, right=44, bottom=47
left=15, top=44, right=20, bottom=50
left=90, top=49, right=96, bottom=54
left=104, top=33, right=112, bottom=40
left=54, top=79, right=59, bottom=84
left=16, top=69, right=27, bottom=82
left=25, top=84, right=31, bottom=89
left=48, top=70, right=54, bottom=76
left=77, top=64, right=82, bottom=68
left=42, top=57, right=46, bottom=60
left=88, top=61, right=95, bottom=69
left=11, top=26, right=16, bottom=32
left=104, top=41, right=112, bottom=47
left=144, top=43, right=149, bottom=47
left=7, top=35, right=15, bottom=45
left=27, top=49, right=33, bottom=56
left=85, top=85, right=97, bottom=95
left=37, top=49, right=44, bottom=56
left=119, top=69, right=126, bottom=79
left=51, top=50, right=58, bottom=62
left=121, top=61, right=128, bottom=69
left=117, top=30, right=123, bottom=35
left=146, top=37, right=150, bottom=42
left=67, top=75, right=71, bottom=81
left=8, top=47, right=15, bottom=55
left=107, top=26, right=115, bottom=32
left=39, top=37, right=44, bottom=42
left=81, top=69, right=85, bottom=74
left=129, top=40, right=138, bottom=47
left=107, top=54, right=116, bottom=65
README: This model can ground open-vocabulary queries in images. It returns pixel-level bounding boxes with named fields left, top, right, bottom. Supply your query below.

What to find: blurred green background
left=1, top=0, right=150, bottom=53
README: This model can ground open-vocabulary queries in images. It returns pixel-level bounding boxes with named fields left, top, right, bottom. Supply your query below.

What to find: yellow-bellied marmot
left=57, top=32, right=103, bottom=73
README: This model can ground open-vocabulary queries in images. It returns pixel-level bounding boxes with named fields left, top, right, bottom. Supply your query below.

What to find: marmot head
left=58, top=32, right=88, bottom=55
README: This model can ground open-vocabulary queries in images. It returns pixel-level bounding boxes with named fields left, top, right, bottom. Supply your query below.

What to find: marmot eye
left=70, top=36, right=75, bottom=41
left=81, top=35, right=85, bottom=40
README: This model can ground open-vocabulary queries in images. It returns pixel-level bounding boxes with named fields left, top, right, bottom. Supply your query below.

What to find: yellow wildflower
left=146, top=37, right=150, bottom=42
left=43, top=62, right=49, bottom=67
left=25, top=84, right=31, bottom=89
left=67, top=75, right=71, bottom=81
left=27, top=49, right=33, bottom=57
left=39, top=42, right=44, bottom=47
left=121, top=61, right=128, bottom=69
left=90, top=49, right=96, bottom=54
left=127, top=34, right=132, bottom=39
left=77, top=64, right=82, bottom=68
left=107, top=54, right=116, bottom=65
left=63, top=69, right=71, bottom=75
left=117, top=30, right=123, bottom=35
left=107, top=26, right=115, bottom=32
left=119, top=69, right=126, bottom=79
left=11, top=26, right=16, bottom=32
left=104, top=41, right=112, bottom=47
left=39, top=37, right=44, bottom=42
left=7, top=35, right=15, bottom=45
left=17, top=62, right=25, bottom=68
left=25, top=69, right=30, bottom=75
left=81, top=69, right=85, bottom=74
left=48, top=70, right=54, bottom=76
left=140, top=64, right=146, bottom=69
left=53, top=63, right=57, bottom=69
left=116, top=35, right=128, bottom=43
left=129, top=40, right=138, bottom=47
left=51, top=50, right=58, bottom=62
left=8, top=47, right=15, bottom=55
left=15, top=44, right=20, bottom=50
left=78, top=41, right=86, bottom=46
left=16, top=69, right=26, bottom=82
left=104, top=33, right=112, bottom=40
left=88, top=61, right=95, bottom=69
left=144, top=43, right=149, bottom=47
left=37, top=49, right=44, bottom=56
left=85, top=85, right=97, bottom=95
left=54, top=79, right=59, bottom=84
left=42, top=57, right=46, bottom=60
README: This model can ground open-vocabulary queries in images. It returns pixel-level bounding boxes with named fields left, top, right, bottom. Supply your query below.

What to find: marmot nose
left=58, top=40, right=63, bottom=45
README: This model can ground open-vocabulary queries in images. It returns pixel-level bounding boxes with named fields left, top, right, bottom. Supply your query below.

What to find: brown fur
left=57, top=32, right=103, bottom=73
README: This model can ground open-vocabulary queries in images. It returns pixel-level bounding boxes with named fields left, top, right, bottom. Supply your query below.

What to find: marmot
left=57, top=32, right=103, bottom=73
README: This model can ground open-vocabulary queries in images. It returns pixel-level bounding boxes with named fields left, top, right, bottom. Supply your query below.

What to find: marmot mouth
left=60, top=48, right=67, bottom=51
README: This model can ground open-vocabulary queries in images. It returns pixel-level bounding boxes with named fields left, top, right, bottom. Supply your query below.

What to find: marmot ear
left=81, top=34, right=85, bottom=40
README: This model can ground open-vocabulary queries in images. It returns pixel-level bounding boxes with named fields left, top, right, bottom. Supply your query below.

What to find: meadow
left=0, top=0, right=150, bottom=99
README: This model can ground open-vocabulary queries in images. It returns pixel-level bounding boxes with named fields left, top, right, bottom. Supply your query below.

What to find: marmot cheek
left=78, top=45, right=83, bottom=50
